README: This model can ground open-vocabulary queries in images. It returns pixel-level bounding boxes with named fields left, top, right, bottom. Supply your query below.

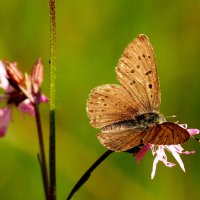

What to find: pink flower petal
left=133, top=124, right=199, bottom=179
left=18, top=94, right=48, bottom=116
left=187, top=129, right=200, bottom=136
left=151, top=146, right=176, bottom=179
left=18, top=99, right=35, bottom=116
left=166, top=146, right=185, bottom=172
left=180, top=150, right=196, bottom=154
left=151, top=156, right=159, bottom=179
left=31, top=58, right=44, bottom=93
left=167, top=144, right=195, bottom=155
left=135, top=144, right=150, bottom=163
left=0, top=61, right=9, bottom=90
left=155, top=146, right=176, bottom=167
left=0, top=107, right=11, bottom=137
left=39, top=94, right=49, bottom=103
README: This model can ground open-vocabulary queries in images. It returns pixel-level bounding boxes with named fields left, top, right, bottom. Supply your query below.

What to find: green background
left=0, top=0, right=200, bottom=199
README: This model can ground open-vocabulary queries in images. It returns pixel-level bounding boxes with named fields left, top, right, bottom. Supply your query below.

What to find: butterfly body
left=135, top=112, right=164, bottom=128
left=101, top=112, right=163, bottom=134
left=87, top=34, right=190, bottom=152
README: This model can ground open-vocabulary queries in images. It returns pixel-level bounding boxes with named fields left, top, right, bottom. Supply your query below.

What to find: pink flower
left=0, top=61, right=9, bottom=90
left=0, top=107, right=11, bottom=137
left=0, top=59, right=48, bottom=136
left=135, top=128, right=199, bottom=179
left=18, top=95, right=48, bottom=116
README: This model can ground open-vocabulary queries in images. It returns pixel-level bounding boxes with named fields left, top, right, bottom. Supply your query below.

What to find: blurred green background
left=0, top=0, right=200, bottom=199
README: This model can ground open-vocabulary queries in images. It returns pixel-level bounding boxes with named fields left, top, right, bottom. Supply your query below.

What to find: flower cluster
left=0, top=59, right=48, bottom=137
left=135, top=128, right=199, bottom=179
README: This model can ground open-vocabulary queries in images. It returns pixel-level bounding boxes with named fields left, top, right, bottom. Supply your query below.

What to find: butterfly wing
left=97, top=128, right=145, bottom=152
left=142, top=122, right=190, bottom=145
left=97, top=122, right=190, bottom=151
left=116, top=34, right=160, bottom=113
left=87, top=84, right=141, bottom=129
left=87, top=35, right=160, bottom=129
left=87, top=35, right=187, bottom=150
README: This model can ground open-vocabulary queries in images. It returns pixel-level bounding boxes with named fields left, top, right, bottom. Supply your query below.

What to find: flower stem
left=34, top=101, right=49, bottom=199
left=49, top=0, right=56, bottom=199
left=49, top=110, right=56, bottom=200
left=66, top=150, right=113, bottom=200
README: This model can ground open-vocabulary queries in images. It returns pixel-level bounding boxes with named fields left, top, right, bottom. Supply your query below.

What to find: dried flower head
left=0, top=59, right=48, bottom=136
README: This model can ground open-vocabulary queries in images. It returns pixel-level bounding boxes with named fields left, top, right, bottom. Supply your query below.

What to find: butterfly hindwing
left=97, top=122, right=190, bottom=152
left=142, top=122, right=190, bottom=145
left=97, top=128, right=145, bottom=152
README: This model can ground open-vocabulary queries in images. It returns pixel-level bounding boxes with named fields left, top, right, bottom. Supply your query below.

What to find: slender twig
left=49, top=0, right=57, bottom=199
left=66, top=150, right=113, bottom=200
left=34, top=99, right=49, bottom=199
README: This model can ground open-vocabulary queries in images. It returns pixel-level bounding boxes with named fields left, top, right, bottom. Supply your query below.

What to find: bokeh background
left=0, top=0, right=200, bottom=199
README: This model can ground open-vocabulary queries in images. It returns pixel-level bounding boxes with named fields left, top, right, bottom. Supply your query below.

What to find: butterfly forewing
left=142, top=122, right=190, bottom=145
left=87, top=84, right=141, bottom=129
left=115, top=34, right=160, bottom=113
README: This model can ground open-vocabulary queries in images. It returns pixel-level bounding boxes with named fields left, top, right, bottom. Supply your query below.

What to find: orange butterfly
left=87, top=34, right=190, bottom=152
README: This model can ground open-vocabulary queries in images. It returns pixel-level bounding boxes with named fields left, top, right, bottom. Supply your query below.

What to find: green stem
left=34, top=101, right=49, bottom=199
left=49, top=0, right=56, bottom=199
left=66, top=150, right=113, bottom=200
left=49, top=110, right=56, bottom=199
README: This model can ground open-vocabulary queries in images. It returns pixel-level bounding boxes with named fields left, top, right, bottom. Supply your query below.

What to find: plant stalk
left=49, top=0, right=57, bottom=199
left=34, top=101, right=49, bottom=199
left=66, top=150, right=113, bottom=200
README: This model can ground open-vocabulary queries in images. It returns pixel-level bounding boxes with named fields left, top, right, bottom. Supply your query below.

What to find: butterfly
left=86, top=34, right=190, bottom=152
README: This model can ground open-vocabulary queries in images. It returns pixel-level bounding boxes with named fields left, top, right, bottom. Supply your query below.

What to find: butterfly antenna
left=166, top=114, right=177, bottom=119
left=66, top=150, right=113, bottom=200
